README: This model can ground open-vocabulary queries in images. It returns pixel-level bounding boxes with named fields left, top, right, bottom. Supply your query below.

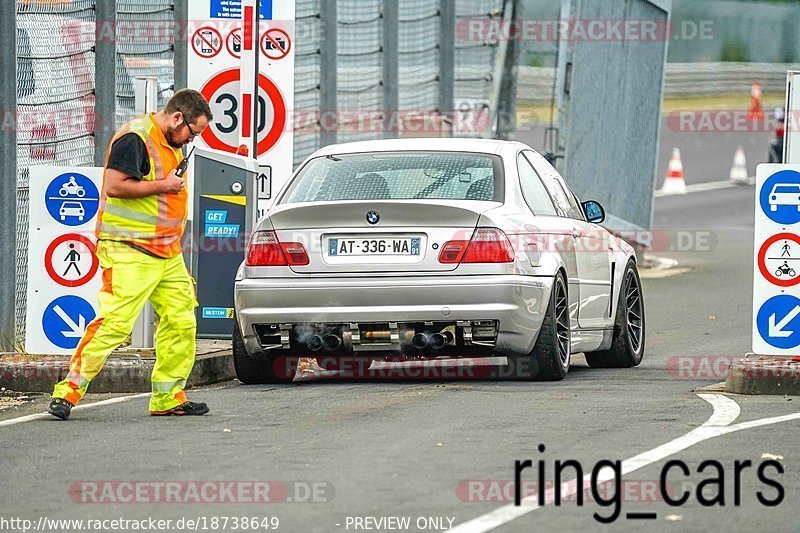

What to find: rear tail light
left=246, top=230, right=309, bottom=266
left=438, top=228, right=515, bottom=264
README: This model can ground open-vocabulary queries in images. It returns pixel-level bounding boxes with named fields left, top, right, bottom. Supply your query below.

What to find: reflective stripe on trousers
left=52, top=240, right=197, bottom=412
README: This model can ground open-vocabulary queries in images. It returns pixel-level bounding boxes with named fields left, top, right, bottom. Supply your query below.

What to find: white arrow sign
left=768, top=305, right=800, bottom=337
left=54, top=305, right=86, bottom=338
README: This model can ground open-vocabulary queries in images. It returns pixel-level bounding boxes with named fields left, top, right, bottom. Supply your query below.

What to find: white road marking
left=655, top=178, right=754, bottom=198
left=447, top=393, right=800, bottom=533
left=0, top=393, right=150, bottom=427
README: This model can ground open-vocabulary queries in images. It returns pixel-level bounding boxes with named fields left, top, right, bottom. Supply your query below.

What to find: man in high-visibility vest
left=48, top=89, right=213, bottom=420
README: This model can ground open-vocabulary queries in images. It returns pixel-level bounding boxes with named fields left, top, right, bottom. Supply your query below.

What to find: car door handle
left=571, top=230, right=580, bottom=238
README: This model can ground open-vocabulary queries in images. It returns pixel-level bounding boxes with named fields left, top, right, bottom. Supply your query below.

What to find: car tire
left=585, top=260, right=645, bottom=369
left=532, top=272, right=571, bottom=381
left=509, top=272, right=569, bottom=381
left=233, top=319, right=296, bottom=384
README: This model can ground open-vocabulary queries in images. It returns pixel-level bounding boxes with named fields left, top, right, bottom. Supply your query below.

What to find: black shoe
left=47, top=398, right=73, bottom=420
left=149, top=401, right=209, bottom=416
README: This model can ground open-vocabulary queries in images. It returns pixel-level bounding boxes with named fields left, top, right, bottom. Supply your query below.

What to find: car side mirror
left=582, top=200, right=605, bottom=224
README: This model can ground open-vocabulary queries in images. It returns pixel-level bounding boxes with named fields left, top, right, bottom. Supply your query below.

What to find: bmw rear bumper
left=234, top=274, right=553, bottom=356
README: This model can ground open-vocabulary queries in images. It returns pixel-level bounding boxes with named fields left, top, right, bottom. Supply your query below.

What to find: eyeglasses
left=179, top=110, right=201, bottom=138
left=183, top=119, right=201, bottom=138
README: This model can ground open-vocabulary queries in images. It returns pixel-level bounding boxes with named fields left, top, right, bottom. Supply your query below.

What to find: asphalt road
left=1, top=172, right=798, bottom=533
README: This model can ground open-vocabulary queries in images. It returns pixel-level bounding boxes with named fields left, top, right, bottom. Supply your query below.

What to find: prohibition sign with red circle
left=200, top=69, right=287, bottom=156
left=45, top=234, right=99, bottom=288
left=758, top=232, right=800, bottom=287
left=226, top=27, right=242, bottom=59
left=192, top=27, right=223, bottom=59
left=260, top=28, right=291, bottom=60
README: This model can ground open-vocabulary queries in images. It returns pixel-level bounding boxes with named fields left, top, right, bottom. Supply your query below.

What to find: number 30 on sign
left=199, top=69, right=287, bottom=157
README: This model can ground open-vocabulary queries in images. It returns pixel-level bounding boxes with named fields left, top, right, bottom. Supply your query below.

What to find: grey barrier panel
left=555, top=0, right=671, bottom=234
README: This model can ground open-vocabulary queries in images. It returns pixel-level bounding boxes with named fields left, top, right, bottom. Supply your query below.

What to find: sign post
left=26, top=167, right=104, bottom=355
left=753, top=164, right=800, bottom=355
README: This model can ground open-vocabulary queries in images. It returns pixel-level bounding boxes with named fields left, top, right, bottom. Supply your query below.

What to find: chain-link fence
left=15, top=0, right=98, bottom=341
left=455, top=0, right=503, bottom=102
left=12, top=0, right=510, bottom=343
left=116, top=0, right=176, bottom=127
left=294, top=0, right=322, bottom=166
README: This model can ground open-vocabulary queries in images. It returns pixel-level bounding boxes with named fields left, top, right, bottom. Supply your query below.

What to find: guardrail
left=517, top=62, right=800, bottom=104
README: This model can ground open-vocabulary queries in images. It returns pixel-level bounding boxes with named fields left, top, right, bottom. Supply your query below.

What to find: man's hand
left=162, top=169, right=186, bottom=195
left=105, top=168, right=185, bottom=199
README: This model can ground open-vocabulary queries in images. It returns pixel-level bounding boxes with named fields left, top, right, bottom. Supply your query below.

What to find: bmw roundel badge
left=366, top=211, right=380, bottom=225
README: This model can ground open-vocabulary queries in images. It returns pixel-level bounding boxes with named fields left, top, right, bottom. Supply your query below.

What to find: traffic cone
left=729, top=146, right=749, bottom=185
left=747, top=81, right=764, bottom=121
left=661, top=147, right=686, bottom=194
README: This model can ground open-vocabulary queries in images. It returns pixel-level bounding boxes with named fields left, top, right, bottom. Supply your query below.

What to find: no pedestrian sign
left=753, top=164, right=800, bottom=354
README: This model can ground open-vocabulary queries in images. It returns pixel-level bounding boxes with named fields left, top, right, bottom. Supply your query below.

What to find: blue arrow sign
left=756, top=294, right=800, bottom=349
left=42, top=295, right=96, bottom=350
left=759, top=170, right=800, bottom=225
left=45, top=172, right=99, bottom=227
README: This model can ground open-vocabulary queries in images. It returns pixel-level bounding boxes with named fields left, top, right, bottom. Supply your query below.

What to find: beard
left=166, top=125, right=187, bottom=148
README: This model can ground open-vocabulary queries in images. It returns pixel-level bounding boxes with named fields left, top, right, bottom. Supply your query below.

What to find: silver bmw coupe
left=234, top=138, right=644, bottom=382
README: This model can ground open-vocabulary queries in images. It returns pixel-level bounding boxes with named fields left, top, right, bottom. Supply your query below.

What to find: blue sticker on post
left=202, top=307, right=235, bottom=319
left=205, top=224, right=240, bottom=238
left=205, top=210, right=228, bottom=224
left=210, top=0, right=272, bottom=20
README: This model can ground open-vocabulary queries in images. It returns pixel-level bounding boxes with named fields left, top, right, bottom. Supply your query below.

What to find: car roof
left=311, top=138, right=535, bottom=158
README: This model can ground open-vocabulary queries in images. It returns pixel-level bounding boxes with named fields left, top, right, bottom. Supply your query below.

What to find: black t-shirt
left=107, top=133, right=150, bottom=180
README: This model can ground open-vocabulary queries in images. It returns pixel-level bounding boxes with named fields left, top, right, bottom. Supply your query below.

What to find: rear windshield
left=281, top=152, right=504, bottom=204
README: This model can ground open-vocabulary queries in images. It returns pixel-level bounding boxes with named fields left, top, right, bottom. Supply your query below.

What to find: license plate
left=328, top=237, right=421, bottom=256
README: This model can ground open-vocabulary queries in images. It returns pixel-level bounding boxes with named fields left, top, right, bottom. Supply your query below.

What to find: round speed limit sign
left=199, top=69, right=287, bottom=156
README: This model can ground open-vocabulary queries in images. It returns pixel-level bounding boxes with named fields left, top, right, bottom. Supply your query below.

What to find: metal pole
left=129, top=78, right=160, bottom=350
left=253, top=0, right=261, bottom=158
left=174, top=0, right=188, bottom=91
left=94, top=0, right=117, bottom=165
left=382, top=0, right=399, bottom=138
left=439, top=0, right=456, bottom=133
left=320, top=0, right=338, bottom=146
left=0, top=2, right=17, bottom=351
left=488, top=0, right=513, bottom=138
left=496, top=0, right=522, bottom=140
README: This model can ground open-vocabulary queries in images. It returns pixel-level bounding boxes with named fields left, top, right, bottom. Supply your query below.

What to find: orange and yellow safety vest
left=96, top=113, right=187, bottom=258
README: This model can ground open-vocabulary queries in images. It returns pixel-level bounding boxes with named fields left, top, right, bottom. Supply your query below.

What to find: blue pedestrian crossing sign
left=759, top=170, right=800, bottom=225
left=756, top=294, right=800, bottom=349
left=42, top=295, right=96, bottom=350
left=45, top=172, right=100, bottom=227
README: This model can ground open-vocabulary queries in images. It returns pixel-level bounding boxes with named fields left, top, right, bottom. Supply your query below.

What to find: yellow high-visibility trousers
left=52, top=240, right=197, bottom=412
